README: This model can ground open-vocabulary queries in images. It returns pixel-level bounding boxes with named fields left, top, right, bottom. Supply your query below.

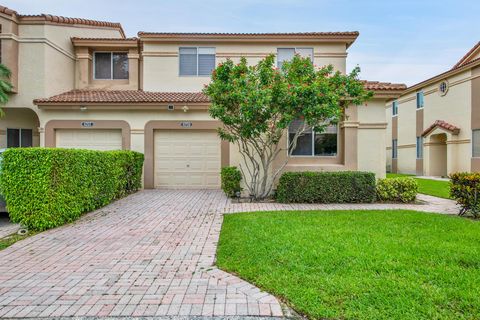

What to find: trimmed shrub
left=276, top=171, right=376, bottom=203
left=221, top=166, right=242, bottom=198
left=376, top=177, right=418, bottom=203
left=0, top=148, right=144, bottom=231
left=450, top=172, right=480, bottom=218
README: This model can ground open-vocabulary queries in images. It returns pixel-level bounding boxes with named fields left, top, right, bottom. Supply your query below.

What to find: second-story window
left=277, top=48, right=313, bottom=69
left=94, top=52, right=129, bottom=80
left=179, top=47, right=215, bottom=76
left=416, top=91, right=424, bottom=109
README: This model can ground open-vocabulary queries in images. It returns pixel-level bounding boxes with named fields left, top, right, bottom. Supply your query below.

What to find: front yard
left=387, top=173, right=451, bottom=199
left=217, top=210, right=480, bottom=319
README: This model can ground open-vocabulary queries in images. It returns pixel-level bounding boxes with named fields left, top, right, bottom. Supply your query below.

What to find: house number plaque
left=81, top=121, right=94, bottom=128
left=180, top=121, right=193, bottom=128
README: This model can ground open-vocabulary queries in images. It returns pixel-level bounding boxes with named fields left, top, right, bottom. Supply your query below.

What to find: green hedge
left=0, top=148, right=144, bottom=231
left=221, top=166, right=242, bottom=198
left=276, top=171, right=376, bottom=203
left=376, top=177, right=418, bottom=203
left=450, top=172, right=480, bottom=218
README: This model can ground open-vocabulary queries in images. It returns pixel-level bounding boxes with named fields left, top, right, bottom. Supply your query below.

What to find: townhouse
left=0, top=5, right=405, bottom=189
left=387, top=42, right=480, bottom=176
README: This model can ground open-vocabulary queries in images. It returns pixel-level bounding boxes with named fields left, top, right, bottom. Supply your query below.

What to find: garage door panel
left=154, top=130, right=221, bottom=189
left=56, top=129, right=122, bottom=151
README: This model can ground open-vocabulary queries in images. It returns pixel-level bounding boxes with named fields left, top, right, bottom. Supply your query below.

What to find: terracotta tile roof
left=71, top=37, right=138, bottom=41
left=452, top=41, right=480, bottom=69
left=138, top=32, right=360, bottom=47
left=362, top=81, right=406, bottom=91
left=0, top=5, right=17, bottom=16
left=0, top=5, right=125, bottom=38
left=138, top=31, right=360, bottom=37
left=422, top=120, right=460, bottom=137
left=34, top=90, right=210, bottom=104
left=35, top=80, right=404, bottom=105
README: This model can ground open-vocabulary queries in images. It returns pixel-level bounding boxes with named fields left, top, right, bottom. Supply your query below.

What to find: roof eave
left=138, top=33, right=358, bottom=46
left=402, top=58, right=480, bottom=96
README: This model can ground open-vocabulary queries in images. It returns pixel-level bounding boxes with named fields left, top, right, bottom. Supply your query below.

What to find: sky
left=4, top=0, right=479, bottom=86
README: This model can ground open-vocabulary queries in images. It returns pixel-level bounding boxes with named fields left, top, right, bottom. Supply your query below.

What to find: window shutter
left=198, top=47, right=215, bottom=76
left=179, top=47, right=198, bottom=76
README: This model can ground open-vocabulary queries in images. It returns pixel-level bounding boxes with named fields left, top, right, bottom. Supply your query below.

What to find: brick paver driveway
left=0, top=190, right=284, bottom=318
left=0, top=189, right=458, bottom=318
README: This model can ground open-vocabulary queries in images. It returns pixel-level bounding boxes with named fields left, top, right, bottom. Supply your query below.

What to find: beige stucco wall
left=387, top=68, right=473, bottom=175
left=396, top=92, right=417, bottom=174
left=38, top=97, right=389, bottom=187
left=142, top=42, right=347, bottom=92
left=4, top=23, right=123, bottom=112
left=0, top=108, right=40, bottom=148
left=357, top=99, right=387, bottom=178
left=385, top=104, right=393, bottom=171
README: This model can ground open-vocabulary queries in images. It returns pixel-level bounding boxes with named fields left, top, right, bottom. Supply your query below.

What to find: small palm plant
left=0, top=64, right=13, bottom=116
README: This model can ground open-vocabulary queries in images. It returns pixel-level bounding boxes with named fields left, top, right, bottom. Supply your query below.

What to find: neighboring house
left=1, top=5, right=405, bottom=189
left=386, top=42, right=480, bottom=176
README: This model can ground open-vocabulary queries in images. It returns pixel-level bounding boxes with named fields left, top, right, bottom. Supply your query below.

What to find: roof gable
left=452, top=41, right=480, bottom=69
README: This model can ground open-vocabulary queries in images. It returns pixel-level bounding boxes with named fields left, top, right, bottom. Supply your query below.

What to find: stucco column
left=128, top=48, right=140, bottom=90
left=342, top=122, right=358, bottom=170
left=38, top=127, right=45, bottom=148
left=446, top=137, right=457, bottom=175
left=75, top=47, right=91, bottom=89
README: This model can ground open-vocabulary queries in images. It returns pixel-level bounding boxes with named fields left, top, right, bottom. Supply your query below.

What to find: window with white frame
left=473, top=130, right=480, bottom=157
left=179, top=47, right=215, bottom=76
left=7, top=128, right=32, bottom=148
left=392, top=139, right=398, bottom=159
left=288, top=119, right=337, bottom=156
left=392, top=100, right=398, bottom=116
left=277, top=48, right=313, bottom=69
left=94, top=52, right=129, bottom=80
left=416, top=91, right=424, bottom=109
left=416, top=136, right=423, bottom=159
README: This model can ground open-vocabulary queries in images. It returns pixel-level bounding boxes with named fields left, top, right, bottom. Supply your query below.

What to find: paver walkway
left=0, top=190, right=460, bottom=318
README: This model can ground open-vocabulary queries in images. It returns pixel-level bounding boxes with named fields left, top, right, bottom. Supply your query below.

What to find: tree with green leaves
left=204, top=54, right=373, bottom=200
left=0, top=64, right=13, bottom=115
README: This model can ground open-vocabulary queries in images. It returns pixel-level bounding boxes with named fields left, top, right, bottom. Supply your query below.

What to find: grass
left=386, top=173, right=451, bottom=199
left=0, top=231, right=35, bottom=251
left=217, top=210, right=480, bottom=320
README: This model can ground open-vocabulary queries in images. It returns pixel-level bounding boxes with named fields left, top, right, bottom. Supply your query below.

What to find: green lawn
left=386, top=173, right=451, bottom=199
left=217, top=210, right=480, bottom=320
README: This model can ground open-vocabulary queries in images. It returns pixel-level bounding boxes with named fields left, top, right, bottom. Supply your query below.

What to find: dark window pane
left=94, top=52, right=111, bottom=79
left=21, top=129, right=33, bottom=147
left=179, top=47, right=197, bottom=76
left=7, top=129, right=19, bottom=148
left=314, top=133, right=337, bottom=156
left=289, top=132, right=313, bottom=156
left=112, top=53, right=129, bottom=79
left=473, top=131, right=480, bottom=157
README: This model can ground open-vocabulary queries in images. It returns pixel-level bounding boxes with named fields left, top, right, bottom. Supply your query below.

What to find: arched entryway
left=422, top=120, right=460, bottom=177
left=0, top=108, right=40, bottom=148
left=426, top=133, right=447, bottom=176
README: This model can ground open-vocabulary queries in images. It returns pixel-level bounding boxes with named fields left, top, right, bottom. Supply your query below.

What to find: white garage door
left=56, top=129, right=122, bottom=151
left=154, top=130, right=221, bottom=189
